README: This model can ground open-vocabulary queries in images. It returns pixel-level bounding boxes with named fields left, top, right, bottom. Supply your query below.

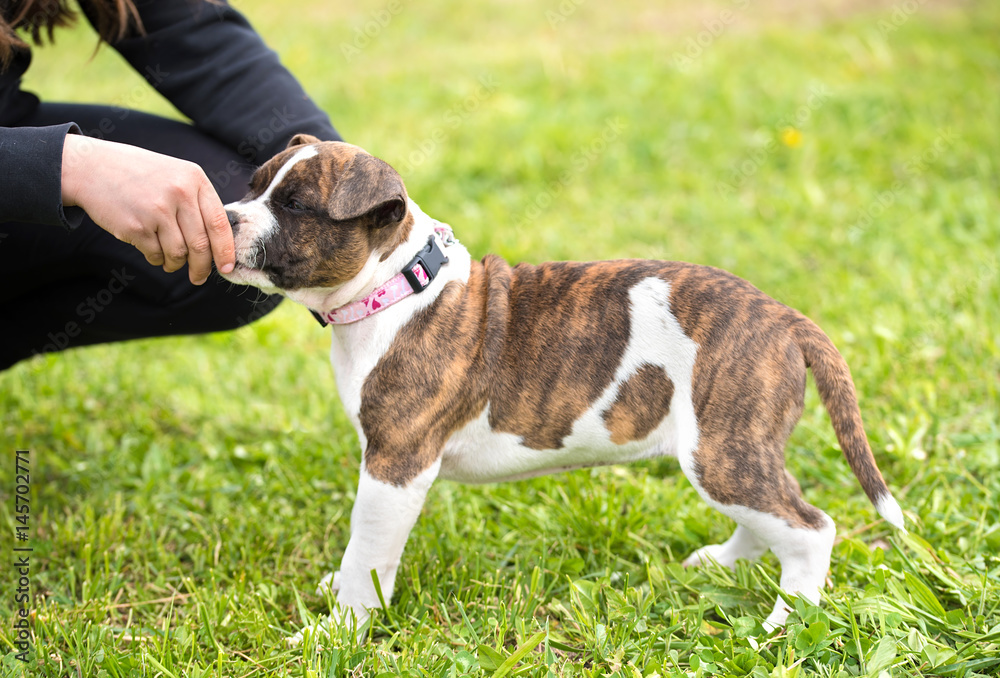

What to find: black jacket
left=0, top=0, right=340, bottom=228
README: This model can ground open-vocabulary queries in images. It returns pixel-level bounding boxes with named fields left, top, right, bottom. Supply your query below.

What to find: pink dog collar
left=311, top=224, right=455, bottom=326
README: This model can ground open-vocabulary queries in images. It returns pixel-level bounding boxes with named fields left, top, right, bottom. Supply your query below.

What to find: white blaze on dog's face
left=221, top=135, right=413, bottom=307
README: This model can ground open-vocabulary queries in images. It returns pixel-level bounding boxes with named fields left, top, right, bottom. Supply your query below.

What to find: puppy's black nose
left=226, top=210, right=240, bottom=234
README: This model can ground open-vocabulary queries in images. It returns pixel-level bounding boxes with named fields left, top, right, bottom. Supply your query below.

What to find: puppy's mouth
left=232, top=244, right=268, bottom=272
left=226, top=261, right=257, bottom=278
left=221, top=252, right=267, bottom=285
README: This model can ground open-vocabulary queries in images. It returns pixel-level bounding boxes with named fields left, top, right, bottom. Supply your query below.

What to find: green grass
left=2, top=0, right=999, bottom=675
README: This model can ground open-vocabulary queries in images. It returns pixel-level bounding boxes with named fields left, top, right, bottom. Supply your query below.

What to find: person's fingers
left=197, top=178, right=235, bottom=275
left=66, top=140, right=235, bottom=282
left=144, top=236, right=166, bottom=267
left=177, top=202, right=213, bottom=285
left=114, top=218, right=165, bottom=267
left=157, top=217, right=189, bottom=273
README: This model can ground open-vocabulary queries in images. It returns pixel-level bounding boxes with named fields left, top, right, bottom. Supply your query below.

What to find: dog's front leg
left=322, top=457, right=441, bottom=627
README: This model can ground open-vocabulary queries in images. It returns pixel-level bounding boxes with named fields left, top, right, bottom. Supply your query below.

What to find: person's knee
left=221, top=290, right=284, bottom=330
left=165, top=274, right=285, bottom=334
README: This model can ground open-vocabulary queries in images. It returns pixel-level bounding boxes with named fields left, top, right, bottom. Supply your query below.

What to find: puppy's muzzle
left=226, top=209, right=241, bottom=235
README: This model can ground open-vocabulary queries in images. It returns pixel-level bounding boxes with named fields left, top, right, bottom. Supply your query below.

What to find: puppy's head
left=221, top=135, right=410, bottom=296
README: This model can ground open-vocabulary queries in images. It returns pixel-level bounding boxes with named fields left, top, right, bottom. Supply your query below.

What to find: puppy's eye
left=284, top=198, right=307, bottom=212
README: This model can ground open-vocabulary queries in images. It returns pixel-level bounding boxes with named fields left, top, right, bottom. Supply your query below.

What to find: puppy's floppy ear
left=286, top=133, right=322, bottom=149
left=329, top=153, right=407, bottom=228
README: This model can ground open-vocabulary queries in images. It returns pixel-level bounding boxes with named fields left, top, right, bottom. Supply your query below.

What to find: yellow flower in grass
left=780, top=127, right=803, bottom=148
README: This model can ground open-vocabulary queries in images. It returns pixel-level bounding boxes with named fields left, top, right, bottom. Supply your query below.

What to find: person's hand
left=61, top=134, right=235, bottom=285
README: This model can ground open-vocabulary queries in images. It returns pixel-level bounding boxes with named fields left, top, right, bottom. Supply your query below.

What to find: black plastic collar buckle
left=309, top=234, right=450, bottom=328
left=402, top=235, right=449, bottom=294
left=311, top=309, right=328, bottom=327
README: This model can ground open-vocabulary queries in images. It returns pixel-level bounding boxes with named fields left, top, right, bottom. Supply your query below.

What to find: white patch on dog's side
left=439, top=277, right=700, bottom=483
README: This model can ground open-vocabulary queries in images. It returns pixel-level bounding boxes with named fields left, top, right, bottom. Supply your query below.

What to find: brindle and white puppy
left=222, top=135, right=905, bottom=635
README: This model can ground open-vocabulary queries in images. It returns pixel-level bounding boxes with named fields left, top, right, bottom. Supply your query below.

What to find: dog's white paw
left=682, top=544, right=736, bottom=569
left=286, top=572, right=348, bottom=646
left=316, top=570, right=342, bottom=596
left=287, top=601, right=371, bottom=647
left=764, top=602, right=792, bottom=631
left=287, top=620, right=330, bottom=647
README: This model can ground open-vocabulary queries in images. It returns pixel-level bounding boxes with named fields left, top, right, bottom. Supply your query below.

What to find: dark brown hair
left=1, top=0, right=143, bottom=68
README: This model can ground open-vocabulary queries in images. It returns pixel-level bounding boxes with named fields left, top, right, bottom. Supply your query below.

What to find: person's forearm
left=59, top=133, right=89, bottom=209
left=0, top=124, right=85, bottom=228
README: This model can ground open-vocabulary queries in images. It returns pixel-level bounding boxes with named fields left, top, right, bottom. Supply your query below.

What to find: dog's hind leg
left=679, top=436, right=836, bottom=629
left=682, top=524, right=768, bottom=569
left=762, top=509, right=835, bottom=628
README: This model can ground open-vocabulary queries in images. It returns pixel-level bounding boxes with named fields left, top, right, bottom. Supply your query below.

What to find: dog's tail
left=794, top=316, right=906, bottom=531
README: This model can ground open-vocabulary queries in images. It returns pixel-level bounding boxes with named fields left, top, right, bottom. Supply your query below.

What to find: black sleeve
left=79, top=0, right=342, bottom=164
left=0, top=123, right=86, bottom=228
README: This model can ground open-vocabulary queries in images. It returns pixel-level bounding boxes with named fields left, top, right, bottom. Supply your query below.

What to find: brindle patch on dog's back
left=660, top=263, right=826, bottom=529
left=486, top=260, right=672, bottom=449
left=361, top=258, right=669, bottom=484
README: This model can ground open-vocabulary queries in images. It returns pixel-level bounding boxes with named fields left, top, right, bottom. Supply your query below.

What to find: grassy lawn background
left=2, top=0, right=999, bottom=675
